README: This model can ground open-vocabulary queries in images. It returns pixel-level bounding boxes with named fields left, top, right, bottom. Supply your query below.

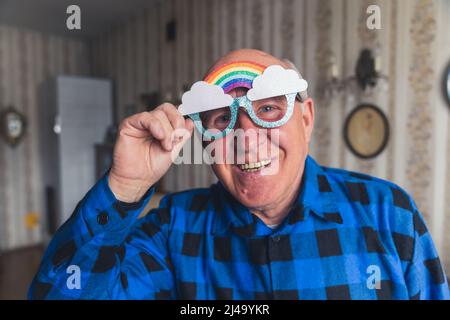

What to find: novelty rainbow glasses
left=179, top=62, right=308, bottom=140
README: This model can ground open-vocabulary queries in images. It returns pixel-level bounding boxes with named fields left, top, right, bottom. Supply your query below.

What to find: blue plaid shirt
left=29, top=156, right=449, bottom=300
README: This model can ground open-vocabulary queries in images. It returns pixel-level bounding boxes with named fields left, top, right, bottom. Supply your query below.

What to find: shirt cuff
left=81, top=173, right=155, bottom=237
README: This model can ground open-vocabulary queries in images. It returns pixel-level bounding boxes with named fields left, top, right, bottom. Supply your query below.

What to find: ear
left=301, top=98, right=314, bottom=144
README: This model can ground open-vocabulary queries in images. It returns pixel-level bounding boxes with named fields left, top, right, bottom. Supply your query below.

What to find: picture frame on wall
left=343, top=103, right=390, bottom=159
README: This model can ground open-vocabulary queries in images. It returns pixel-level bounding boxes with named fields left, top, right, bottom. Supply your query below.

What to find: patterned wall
left=0, top=25, right=90, bottom=250
left=90, top=0, right=450, bottom=273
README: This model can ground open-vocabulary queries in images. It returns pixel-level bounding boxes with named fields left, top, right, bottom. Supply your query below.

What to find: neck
left=249, top=165, right=304, bottom=226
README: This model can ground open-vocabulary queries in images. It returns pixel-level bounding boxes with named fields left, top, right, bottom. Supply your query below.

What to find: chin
left=214, top=157, right=288, bottom=208
left=232, top=170, right=282, bottom=208
left=234, top=187, right=278, bottom=209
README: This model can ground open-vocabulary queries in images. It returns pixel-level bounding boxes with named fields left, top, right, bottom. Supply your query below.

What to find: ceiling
left=0, top=0, right=157, bottom=39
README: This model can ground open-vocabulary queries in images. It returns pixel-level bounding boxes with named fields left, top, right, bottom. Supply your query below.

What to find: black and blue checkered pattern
left=29, top=156, right=449, bottom=299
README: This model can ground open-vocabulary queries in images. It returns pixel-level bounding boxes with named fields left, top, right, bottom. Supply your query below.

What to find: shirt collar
left=212, top=155, right=343, bottom=236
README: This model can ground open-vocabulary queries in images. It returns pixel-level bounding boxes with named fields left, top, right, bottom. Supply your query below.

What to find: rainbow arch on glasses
left=204, top=61, right=266, bottom=93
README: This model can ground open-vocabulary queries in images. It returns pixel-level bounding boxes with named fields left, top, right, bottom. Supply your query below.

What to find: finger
left=158, top=103, right=186, bottom=132
left=122, top=112, right=165, bottom=140
left=152, top=110, right=176, bottom=152
left=184, top=118, right=195, bottom=133
left=173, top=117, right=195, bottom=147
left=170, top=122, right=194, bottom=162
left=146, top=116, right=166, bottom=141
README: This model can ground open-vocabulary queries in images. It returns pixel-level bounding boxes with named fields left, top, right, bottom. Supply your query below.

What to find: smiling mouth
left=237, top=159, right=272, bottom=172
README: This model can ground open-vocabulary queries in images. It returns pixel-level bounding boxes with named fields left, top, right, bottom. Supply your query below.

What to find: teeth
left=238, top=159, right=271, bottom=171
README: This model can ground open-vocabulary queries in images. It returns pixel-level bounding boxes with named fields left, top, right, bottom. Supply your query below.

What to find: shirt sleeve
left=404, top=204, right=450, bottom=300
left=28, top=174, right=175, bottom=299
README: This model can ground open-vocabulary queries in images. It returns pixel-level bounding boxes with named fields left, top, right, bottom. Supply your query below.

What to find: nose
left=233, top=108, right=267, bottom=159
left=235, top=108, right=258, bottom=130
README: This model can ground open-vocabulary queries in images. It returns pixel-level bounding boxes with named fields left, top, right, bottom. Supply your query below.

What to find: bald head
left=205, top=48, right=308, bottom=102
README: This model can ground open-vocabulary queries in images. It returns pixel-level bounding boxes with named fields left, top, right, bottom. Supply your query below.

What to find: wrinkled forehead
left=203, top=61, right=266, bottom=93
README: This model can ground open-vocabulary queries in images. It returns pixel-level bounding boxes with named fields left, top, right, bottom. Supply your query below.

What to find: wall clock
left=343, top=103, right=389, bottom=159
left=0, top=107, right=27, bottom=147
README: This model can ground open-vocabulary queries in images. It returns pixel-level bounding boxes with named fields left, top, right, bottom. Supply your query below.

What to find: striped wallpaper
left=0, top=25, right=90, bottom=250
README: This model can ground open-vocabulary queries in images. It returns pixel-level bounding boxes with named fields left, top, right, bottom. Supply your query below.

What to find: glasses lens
left=199, top=107, right=232, bottom=133
left=251, top=95, right=288, bottom=123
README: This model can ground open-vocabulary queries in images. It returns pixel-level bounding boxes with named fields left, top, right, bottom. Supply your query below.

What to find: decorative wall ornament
left=0, top=107, right=27, bottom=147
left=314, top=0, right=333, bottom=166
left=323, top=48, right=388, bottom=99
left=343, top=103, right=389, bottom=159
left=406, top=0, right=437, bottom=219
left=324, top=0, right=386, bottom=99
left=354, top=48, right=387, bottom=91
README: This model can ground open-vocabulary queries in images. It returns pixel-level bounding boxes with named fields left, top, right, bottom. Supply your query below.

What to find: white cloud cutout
left=246, top=65, right=308, bottom=101
left=178, top=81, right=233, bottom=115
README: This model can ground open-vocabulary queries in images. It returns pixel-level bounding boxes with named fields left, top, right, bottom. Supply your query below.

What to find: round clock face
left=6, top=112, right=23, bottom=138
left=344, top=104, right=389, bottom=159
left=1, top=108, right=26, bottom=147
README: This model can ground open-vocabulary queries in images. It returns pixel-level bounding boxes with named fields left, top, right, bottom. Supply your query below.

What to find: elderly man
left=29, top=49, right=448, bottom=300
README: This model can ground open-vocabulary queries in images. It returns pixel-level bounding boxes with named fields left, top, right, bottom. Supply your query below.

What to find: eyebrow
left=256, top=96, right=284, bottom=101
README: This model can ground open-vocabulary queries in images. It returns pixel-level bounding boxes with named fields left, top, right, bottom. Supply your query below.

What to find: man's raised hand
left=108, top=103, right=194, bottom=202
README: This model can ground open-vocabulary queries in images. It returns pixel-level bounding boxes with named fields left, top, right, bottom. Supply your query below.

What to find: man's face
left=206, top=85, right=314, bottom=212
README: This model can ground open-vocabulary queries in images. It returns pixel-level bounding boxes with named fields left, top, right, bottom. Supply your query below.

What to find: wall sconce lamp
left=323, top=47, right=388, bottom=99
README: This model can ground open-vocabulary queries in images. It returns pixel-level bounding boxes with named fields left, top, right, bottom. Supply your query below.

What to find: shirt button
left=272, top=236, right=281, bottom=242
left=97, top=212, right=109, bottom=225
